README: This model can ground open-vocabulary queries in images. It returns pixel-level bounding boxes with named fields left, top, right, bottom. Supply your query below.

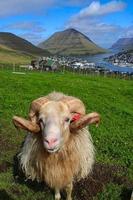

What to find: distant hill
left=0, top=44, right=33, bottom=64
left=111, top=38, right=133, bottom=51
left=38, top=28, right=106, bottom=56
left=0, top=32, right=50, bottom=56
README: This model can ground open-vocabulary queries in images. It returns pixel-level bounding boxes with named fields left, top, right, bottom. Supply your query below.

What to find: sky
left=0, top=0, right=132, bottom=48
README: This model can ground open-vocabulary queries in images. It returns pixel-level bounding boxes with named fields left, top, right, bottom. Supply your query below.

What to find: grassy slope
left=0, top=69, right=132, bottom=199
left=0, top=32, right=50, bottom=57
left=39, top=29, right=106, bottom=56
left=0, top=45, right=32, bottom=64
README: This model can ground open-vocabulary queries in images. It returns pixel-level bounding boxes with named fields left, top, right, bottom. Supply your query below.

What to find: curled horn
left=13, top=97, right=49, bottom=133
left=62, top=96, right=86, bottom=115
left=62, top=97, right=100, bottom=131
left=13, top=116, right=40, bottom=133
left=29, top=97, right=49, bottom=122
left=70, top=112, right=100, bottom=132
left=29, top=94, right=85, bottom=123
left=13, top=94, right=100, bottom=133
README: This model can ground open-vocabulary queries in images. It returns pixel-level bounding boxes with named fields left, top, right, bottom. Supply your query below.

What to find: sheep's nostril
left=44, top=138, right=58, bottom=148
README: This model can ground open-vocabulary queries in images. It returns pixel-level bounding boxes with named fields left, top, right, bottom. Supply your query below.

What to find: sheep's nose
left=44, top=138, right=58, bottom=148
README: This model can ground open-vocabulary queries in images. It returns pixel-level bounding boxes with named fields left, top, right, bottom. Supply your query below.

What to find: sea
left=84, top=51, right=133, bottom=73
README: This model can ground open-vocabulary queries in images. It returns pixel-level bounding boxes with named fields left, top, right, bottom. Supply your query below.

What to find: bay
left=84, top=51, right=133, bottom=73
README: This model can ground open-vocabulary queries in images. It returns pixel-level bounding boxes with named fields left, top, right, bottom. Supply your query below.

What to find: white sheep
left=13, top=92, right=100, bottom=200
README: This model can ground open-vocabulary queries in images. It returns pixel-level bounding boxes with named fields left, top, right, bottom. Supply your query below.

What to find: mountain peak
left=0, top=32, right=50, bottom=56
left=39, top=28, right=106, bottom=56
left=64, top=28, right=78, bottom=32
left=111, top=37, right=133, bottom=50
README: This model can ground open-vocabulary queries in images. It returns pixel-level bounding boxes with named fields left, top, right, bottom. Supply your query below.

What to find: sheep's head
left=13, top=94, right=100, bottom=153
left=38, top=101, right=73, bottom=153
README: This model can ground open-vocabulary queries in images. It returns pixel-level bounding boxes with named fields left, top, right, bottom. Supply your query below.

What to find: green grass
left=0, top=69, right=133, bottom=199
left=94, top=183, right=123, bottom=200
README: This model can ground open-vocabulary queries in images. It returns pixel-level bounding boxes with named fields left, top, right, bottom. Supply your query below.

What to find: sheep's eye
left=65, top=117, right=70, bottom=122
left=39, top=118, right=45, bottom=129
left=39, top=118, right=45, bottom=126
left=39, top=118, right=43, bottom=123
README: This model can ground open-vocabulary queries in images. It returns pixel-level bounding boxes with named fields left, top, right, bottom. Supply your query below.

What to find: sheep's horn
left=70, top=112, right=100, bottom=132
left=13, top=116, right=40, bottom=133
left=28, top=95, right=85, bottom=123
left=62, top=98, right=85, bottom=115
left=29, top=97, right=49, bottom=122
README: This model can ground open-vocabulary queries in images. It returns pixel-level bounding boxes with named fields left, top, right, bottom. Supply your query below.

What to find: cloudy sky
left=0, top=0, right=132, bottom=48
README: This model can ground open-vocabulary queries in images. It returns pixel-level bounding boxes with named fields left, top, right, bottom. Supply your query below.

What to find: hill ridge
left=38, top=28, right=106, bottom=56
left=111, top=37, right=133, bottom=51
left=0, top=32, right=50, bottom=56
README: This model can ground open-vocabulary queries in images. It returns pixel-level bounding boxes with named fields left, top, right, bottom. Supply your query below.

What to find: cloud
left=1, top=21, right=46, bottom=44
left=123, top=25, right=133, bottom=38
left=3, top=21, right=46, bottom=33
left=71, top=0, right=126, bottom=20
left=0, top=0, right=55, bottom=17
left=67, top=20, right=133, bottom=48
left=60, top=0, right=92, bottom=6
left=19, top=32, right=46, bottom=44
left=66, top=1, right=127, bottom=48
left=67, top=18, right=123, bottom=47
left=87, top=23, right=123, bottom=47
left=0, top=0, right=92, bottom=17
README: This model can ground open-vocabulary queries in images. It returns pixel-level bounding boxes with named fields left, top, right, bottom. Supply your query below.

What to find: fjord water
left=85, top=51, right=133, bottom=73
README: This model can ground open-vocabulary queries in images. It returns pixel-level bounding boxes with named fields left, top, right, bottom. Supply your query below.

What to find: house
left=31, top=57, right=59, bottom=71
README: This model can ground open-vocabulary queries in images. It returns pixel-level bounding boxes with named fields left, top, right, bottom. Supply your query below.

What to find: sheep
left=13, top=92, right=100, bottom=200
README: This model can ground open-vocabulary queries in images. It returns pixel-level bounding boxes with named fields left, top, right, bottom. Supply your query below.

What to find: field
left=0, top=69, right=133, bottom=200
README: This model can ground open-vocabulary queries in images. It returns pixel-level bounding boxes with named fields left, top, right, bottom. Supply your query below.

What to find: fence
left=0, top=63, right=132, bottom=80
left=62, top=66, right=133, bottom=80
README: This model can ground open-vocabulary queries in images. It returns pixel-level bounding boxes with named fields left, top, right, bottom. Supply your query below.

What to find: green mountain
left=111, top=38, right=133, bottom=51
left=38, top=28, right=106, bottom=56
left=0, top=44, right=34, bottom=64
left=0, top=32, right=50, bottom=56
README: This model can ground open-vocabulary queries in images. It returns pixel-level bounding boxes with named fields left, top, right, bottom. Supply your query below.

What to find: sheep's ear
left=70, top=112, right=100, bottom=132
left=12, top=116, right=40, bottom=133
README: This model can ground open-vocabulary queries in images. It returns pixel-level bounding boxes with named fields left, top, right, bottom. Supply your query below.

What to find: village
left=104, top=51, right=133, bottom=67
left=29, top=56, right=96, bottom=71
left=26, top=56, right=133, bottom=79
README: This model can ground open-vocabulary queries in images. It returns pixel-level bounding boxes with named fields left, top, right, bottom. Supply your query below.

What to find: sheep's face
left=39, top=101, right=71, bottom=153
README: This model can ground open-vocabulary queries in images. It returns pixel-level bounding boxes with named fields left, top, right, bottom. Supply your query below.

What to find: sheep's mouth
left=47, top=147, right=60, bottom=153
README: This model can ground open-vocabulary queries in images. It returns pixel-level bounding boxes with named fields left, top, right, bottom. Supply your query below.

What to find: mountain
left=111, top=38, right=133, bottom=51
left=38, top=28, right=106, bottom=56
left=0, top=44, right=34, bottom=64
left=0, top=32, right=50, bottom=56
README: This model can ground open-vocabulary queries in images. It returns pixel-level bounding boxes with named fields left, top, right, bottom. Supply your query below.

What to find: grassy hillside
left=111, top=38, right=133, bottom=51
left=0, top=32, right=50, bottom=57
left=0, top=45, right=33, bottom=64
left=39, top=28, right=106, bottom=55
left=0, top=69, right=132, bottom=200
